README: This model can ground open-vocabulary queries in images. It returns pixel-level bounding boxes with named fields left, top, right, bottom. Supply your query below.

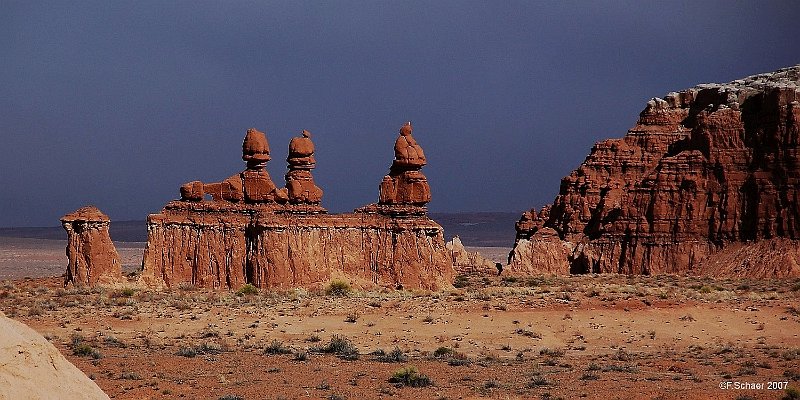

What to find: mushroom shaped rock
left=242, top=128, right=271, bottom=168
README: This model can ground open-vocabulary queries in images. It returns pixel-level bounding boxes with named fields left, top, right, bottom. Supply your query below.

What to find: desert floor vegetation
left=0, top=273, right=798, bottom=399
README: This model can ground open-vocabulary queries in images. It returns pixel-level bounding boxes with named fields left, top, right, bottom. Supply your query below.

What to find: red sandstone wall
left=140, top=202, right=453, bottom=290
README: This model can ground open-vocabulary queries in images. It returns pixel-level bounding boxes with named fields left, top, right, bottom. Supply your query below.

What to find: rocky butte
left=138, top=124, right=453, bottom=290
left=509, top=65, right=800, bottom=279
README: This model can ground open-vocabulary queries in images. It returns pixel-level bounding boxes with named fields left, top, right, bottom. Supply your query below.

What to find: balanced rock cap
left=61, top=206, right=110, bottom=223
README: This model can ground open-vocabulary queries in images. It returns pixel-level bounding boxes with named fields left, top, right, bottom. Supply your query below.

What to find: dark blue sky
left=1, top=1, right=798, bottom=227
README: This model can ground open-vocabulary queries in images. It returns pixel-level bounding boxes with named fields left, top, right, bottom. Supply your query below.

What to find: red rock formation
left=180, top=128, right=288, bottom=203
left=61, top=206, right=123, bottom=287
left=285, top=130, right=323, bottom=204
left=141, top=126, right=454, bottom=290
left=509, top=65, right=800, bottom=278
left=446, top=236, right=496, bottom=274
left=379, top=122, right=432, bottom=206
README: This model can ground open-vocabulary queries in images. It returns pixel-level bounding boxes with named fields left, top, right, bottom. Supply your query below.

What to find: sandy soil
left=0, top=271, right=797, bottom=400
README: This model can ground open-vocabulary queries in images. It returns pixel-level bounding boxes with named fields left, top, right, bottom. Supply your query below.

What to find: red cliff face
left=510, top=65, right=800, bottom=278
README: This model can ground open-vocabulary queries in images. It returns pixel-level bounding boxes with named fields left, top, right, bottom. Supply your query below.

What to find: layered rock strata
left=61, top=206, right=123, bottom=287
left=141, top=125, right=453, bottom=290
left=509, top=66, right=800, bottom=278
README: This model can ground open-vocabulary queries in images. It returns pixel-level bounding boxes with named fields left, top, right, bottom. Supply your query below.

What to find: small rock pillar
left=61, top=206, right=123, bottom=287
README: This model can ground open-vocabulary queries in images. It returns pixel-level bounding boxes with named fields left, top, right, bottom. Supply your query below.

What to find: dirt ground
left=0, top=269, right=798, bottom=400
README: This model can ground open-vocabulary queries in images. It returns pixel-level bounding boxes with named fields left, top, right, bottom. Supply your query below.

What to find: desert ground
left=0, top=237, right=798, bottom=400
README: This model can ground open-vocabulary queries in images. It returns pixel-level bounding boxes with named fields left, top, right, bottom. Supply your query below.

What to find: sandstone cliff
left=141, top=202, right=453, bottom=290
left=510, top=65, right=800, bottom=278
left=61, top=206, right=123, bottom=287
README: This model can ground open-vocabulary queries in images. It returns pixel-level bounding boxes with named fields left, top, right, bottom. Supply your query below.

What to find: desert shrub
left=103, top=335, right=126, bottom=348
left=293, top=350, right=309, bottom=361
left=431, top=346, right=469, bottom=365
left=325, top=280, right=353, bottom=297
left=71, top=334, right=102, bottom=359
left=263, top=340, right=292, bottom=355
left=515, top=328, right=542, bottom=339
left=433, top=346, right=454, bottom=358
left=236, top=284, right=258, bottom=296
left=453, top=274, right=469, bottom=288
left=313, top=335, right=358, bottom=360
left=501, top=276, right=518, bottom=284
left=177, top=342, right=223, bottom=358
left=539, top=347, right=564, bottom=357
left=389, top=366, right=432, bottom=387
left=176, top=346, right=197, bottom=358
left=527, top=375, right=551, bottom=387
left=612, top=349, right=631, bottom=361
left=483, top=379, right=500, bottom=389
left=375, top=347, right=408, bottom=363
left=305, top=334, right=321, bottom=343
left=784, top=387, right=800, bottom=400
left=580, top=372, right=598, bottom=380
left=344, top=312, right=359, bottom=323
left=120, top=371, right=142, bottom=380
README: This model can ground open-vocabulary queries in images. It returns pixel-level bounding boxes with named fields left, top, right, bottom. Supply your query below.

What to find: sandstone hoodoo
left=61, top=206, right=123, bottom=287
left=509, top=65, right=800, bottom=278
left=141, top=124, right=453, bottom=290
left=285, top=130, right=323, bottom=204
left=379, top=122, right=431, bottom=206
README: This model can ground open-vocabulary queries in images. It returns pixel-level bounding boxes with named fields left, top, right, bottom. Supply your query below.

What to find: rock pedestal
left=285, top=130, right=324, bottom=204
left=508, top=65, right=800, bottom=278
left=61, top=206, right=123, bottom=287
left=378, top=122, right=432, bottom=207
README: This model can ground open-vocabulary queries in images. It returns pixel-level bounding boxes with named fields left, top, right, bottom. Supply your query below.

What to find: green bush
left=263, top=340, right=292, bottom=355
left=325, top=280, right=352, bottom=297
left=236, top=284, right=258, bottom=296
left=389, top=366, right=432, bottom=387
left=375, top=347, right=408, bottom=363
left=313, top=335, right=359, bottom=360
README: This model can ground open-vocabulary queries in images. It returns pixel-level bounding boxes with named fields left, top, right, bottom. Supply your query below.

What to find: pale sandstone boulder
left=0, top=312, right=109, bottom=400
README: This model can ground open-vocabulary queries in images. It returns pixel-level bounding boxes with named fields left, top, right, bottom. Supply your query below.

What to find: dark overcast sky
left=1, top=1, right=798, bottom=227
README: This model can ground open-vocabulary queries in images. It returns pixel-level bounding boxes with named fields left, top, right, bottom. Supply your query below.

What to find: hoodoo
left=140, top=124, right=453, bottom=290
left=61, top=206, right=123, bottom=287
left=509, top=66, right=800, bottom=279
